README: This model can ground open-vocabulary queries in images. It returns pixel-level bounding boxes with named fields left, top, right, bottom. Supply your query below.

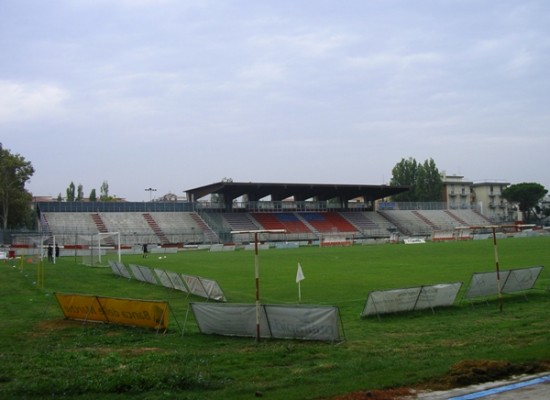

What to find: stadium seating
left=298, top=212, right=358, bottom=233
left=378, top=210, right=432, bottom=236
left=37, top=208, right=500, bottom=248
left=221, top=213, right=259, bottom=231
left=340, top=211, right=395, bottom=237
left=251, top=213, right=311, bottom=234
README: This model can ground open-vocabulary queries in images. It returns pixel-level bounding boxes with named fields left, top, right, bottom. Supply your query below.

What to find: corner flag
left=296, top=263, right=305, bottom=283
left=296, top=263, right=305, bottom=302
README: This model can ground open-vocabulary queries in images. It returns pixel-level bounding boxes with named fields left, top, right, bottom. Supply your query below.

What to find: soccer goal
left=80, top=232, right=121, bottom=267
left=11, top=233, right=52, bottom=262
left=319, top=232, right=354, bottom=247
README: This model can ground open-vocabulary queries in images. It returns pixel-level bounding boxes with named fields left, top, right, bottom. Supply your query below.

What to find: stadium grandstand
left=22, top=181, right=497, bottom=250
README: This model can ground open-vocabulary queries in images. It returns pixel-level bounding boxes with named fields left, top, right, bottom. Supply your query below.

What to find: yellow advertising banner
left=55, top=293, right=169, bottom=330
left=100, top=297, right=169, bottom=330
left=54, top=293, right=105, bottom=323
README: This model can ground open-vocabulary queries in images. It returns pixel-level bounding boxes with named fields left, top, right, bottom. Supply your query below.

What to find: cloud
left=0, top=81, right=69, bottom=123
left=236, top=62, right=287, bottom=88
left=250, top=30, right=354, bottom=58
left=344, top=51, right=444, bottom=71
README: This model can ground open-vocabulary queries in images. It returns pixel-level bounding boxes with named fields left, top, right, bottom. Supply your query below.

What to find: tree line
left=389, top=157, right=443, bottom=202
left=61, top=180, right=113, bottom=202
left=388, top=156, right=548, bottom=222
left=1, top=144, right=548, bottom=231
left=0, top=144, right=34, bottom=230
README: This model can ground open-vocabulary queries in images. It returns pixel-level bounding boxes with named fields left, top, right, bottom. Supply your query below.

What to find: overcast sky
left=2, top=0, right=549, bottom=201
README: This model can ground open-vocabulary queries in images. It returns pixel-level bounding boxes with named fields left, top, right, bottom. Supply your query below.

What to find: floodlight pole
left=145, top=187, right=157, bottom=201
left=231, top=229, right=286, bottom=343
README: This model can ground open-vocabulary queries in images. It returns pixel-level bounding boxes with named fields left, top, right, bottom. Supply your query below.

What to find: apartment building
left=441, top=174, right=512, bottom=222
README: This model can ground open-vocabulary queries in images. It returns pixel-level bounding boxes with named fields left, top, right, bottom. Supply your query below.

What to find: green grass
left=1, top=237, right=549, bottom=399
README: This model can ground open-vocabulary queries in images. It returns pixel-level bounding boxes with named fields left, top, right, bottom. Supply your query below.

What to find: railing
left=195, top=200, right=372, bottom=213
left=37, top=201, right=194, bottom=213
left=377, top=202, right=453, bottom=211
left=37, top=200, right=479, bottom=213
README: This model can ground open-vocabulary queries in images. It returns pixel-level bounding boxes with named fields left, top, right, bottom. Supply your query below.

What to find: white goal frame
left=97, top=232, right=121, bottom=264
left=81, top=232, right=121, bottom=266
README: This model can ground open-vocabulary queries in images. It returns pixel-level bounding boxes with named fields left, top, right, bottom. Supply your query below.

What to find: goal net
left=319, top=232, right=354, bottom=247
left=80, top=232, right=121, bottom=267
left=11, top=234, right=53, bottom=264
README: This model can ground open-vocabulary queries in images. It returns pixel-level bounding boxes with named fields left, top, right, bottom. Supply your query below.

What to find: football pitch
left=1, top=237, right=549, bottom=399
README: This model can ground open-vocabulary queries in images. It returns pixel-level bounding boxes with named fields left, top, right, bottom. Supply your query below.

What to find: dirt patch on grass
left=329, top=387, right=416, bottom=400
left=30, top=318, right=92, bottom=334
left=435, top=359, right=549, bottom=388
left=326, top=359, right=550, bottom=400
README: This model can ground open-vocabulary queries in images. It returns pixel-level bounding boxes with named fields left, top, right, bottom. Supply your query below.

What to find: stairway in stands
left=444, top=210, right=468, bottom=226
left=190, top=213, right=219, bottom=243
left=90, top=213, right=116, bottom=246
left=142, top=213, right=170, bottom=245
left=40, top=213, right=55, bottom=244
left=412, top=210, right=438, bottom=230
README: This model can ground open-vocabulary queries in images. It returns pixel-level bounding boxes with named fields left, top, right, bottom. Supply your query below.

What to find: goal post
left=11, top=233, right=50, bottom=263
left=319, top=232, right=354, bottom=247
left=81, top=232, right=121, bottom=267
left=97, top=232, right=121, bottom=265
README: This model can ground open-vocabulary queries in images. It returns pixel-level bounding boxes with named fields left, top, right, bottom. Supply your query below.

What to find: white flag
left=296, top=263, right=305, bottom=283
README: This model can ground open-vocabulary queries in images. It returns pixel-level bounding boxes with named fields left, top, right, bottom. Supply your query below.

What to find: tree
left=0, top=144, right=35, bottom=230
left=416, top=158, right=443, bottom=201
left=99, top=181, right=112, bottom=201
left=389, top=157, right=442, bottom=202
left=89, top=188, right=97, bottom=202
left=502, top=182, right=548, bottom=223
left=389, top=158, right=418, bottom=202
left=76, top=184, right=84, bottom=202
left=66, top=182, right=75, bottom=202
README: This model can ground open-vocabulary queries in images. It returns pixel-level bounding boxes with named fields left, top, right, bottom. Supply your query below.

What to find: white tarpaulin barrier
left=361, top=282, right=462, bottom=317
left=165, top=270, right=188, bottom=293
left=108, top=260, right=120, bottom=275
left=191, top=303, right=270, bottom=338
left=264, top=305, right=341, bottom=341
left=129, top=264, right=148, bottom=282
left=128, top=264, right=158, bottom=285
left=464, top=266, right=543, bottom=299
left=109, top=262, right=225, bottom=301
left=109, top=261, right=135, bottom=279
left=182, top=274, right=226, bottom=301
left=363, top=287, right=421, bottom=316
left=137, top=265, right=158, bottom=285
left=191, top=303, right=343, bottom=341
left=463, top=271, right=511, bottom=298
left=182, top=274, right=208, bottom=298
left=198, top=277, right=226, bottom=301
left=116, top=262, right=132, bottom=279
left=504, top=266, right=544, bottom=293
left=415, top=283, right=463, bottom=309
left=154, top=268, right=176, bottom=290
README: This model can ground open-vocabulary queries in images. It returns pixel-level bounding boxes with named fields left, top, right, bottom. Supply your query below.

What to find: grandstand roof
left=185, top=181, right=409, bottom=204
